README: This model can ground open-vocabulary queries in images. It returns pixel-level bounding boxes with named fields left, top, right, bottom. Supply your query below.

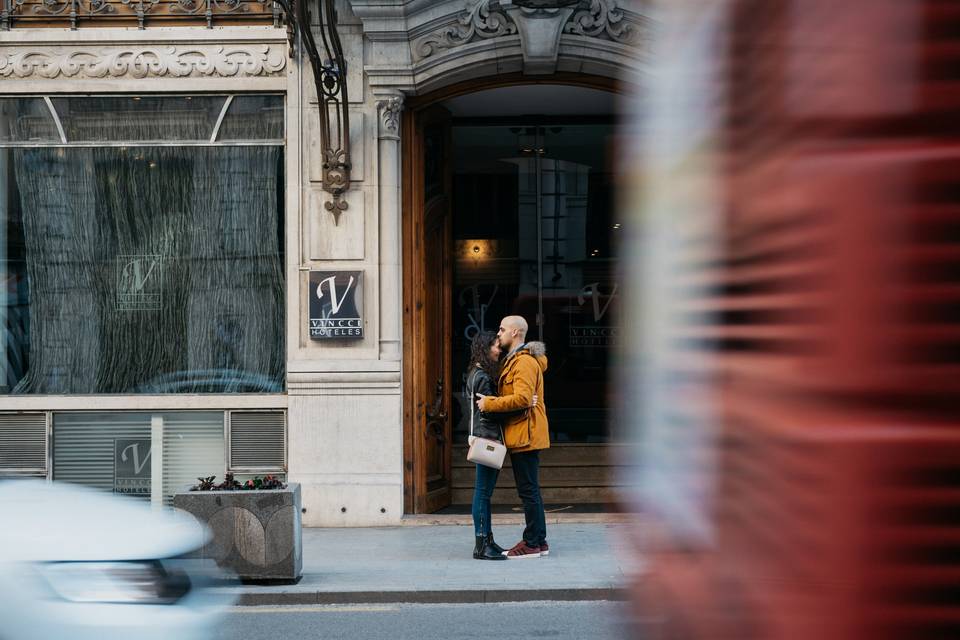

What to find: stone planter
left=173, top=483, right=302, bottom=582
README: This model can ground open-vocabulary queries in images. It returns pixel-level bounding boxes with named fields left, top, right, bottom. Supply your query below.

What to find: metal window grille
left=228, top=411, right=286, bottom=473
left=0, top=413, right=48, bottom=477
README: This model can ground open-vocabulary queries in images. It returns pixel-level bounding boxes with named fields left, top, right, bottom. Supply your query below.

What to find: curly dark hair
left=468, top=331, right=500, bottom=381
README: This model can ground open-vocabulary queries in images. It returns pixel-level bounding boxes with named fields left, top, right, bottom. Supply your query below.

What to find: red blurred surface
left=625, top=1, right=960, bottom=638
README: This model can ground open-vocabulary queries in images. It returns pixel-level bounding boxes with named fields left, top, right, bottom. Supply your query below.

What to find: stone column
left=376, top=92, right=404, bottom=360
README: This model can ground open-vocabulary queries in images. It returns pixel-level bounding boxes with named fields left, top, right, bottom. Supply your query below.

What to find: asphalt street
left=214, top=600, right=635, bottom=640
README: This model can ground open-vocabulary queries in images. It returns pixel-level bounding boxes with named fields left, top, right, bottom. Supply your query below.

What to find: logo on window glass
left=569, top=282, right=619, bottom=347
left=114, top=438, right=151, bottom=497
left=117, top=255, right=163, bottom=311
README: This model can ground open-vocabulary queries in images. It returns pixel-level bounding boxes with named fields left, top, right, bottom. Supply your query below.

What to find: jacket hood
left=517, top=341, right=548, bottom=373
left=525, top=341, right=546, bottom=357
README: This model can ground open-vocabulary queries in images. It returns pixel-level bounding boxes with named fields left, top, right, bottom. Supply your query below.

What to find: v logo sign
left=578, top=282, right=619, bottom=322
left=121, top=443, right=151, bottom=475
left=317, top=275, right=355, bottom=315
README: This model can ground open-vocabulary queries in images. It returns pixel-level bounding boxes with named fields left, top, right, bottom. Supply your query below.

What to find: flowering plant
left=191, top=473, right=286, bottom=491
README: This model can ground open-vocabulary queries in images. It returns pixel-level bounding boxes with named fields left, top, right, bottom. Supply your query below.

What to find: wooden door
left=403, top=105, right=453, bottom=513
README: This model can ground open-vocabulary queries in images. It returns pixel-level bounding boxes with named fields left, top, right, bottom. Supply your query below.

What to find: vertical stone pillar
left=376, top=92, right=404, bottom=360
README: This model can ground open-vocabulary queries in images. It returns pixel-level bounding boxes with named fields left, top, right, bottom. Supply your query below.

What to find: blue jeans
left=472, top=463, right=500, bottom=536
left=510, top=450, right=547, bottom=546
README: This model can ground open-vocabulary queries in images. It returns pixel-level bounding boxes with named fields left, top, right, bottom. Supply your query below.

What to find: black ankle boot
left=486, top=533, right=506, bottom=556
left=476, top=537, right=507, bottom=561
left=473, top=535, right=485, bottom=559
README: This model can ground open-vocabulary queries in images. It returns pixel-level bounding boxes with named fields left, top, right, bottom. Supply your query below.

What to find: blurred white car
left=0, top=479, right=235, bottom=640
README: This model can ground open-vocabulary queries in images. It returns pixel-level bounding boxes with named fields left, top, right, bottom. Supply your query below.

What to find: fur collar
left=524, top=341, right=547, bottom=357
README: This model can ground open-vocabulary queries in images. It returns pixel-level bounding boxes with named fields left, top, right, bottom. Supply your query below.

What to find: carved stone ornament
left=414, top=0, right=639, bottom=60
left=376, top=95, right=404, bottom=138
left=503, top=3, right=576, bottom=74
left=415, top=0, right=517, bottom=59
left=0, top=44, right=287, bottom=80
left=565, top=0, right=637, bottom=43
left=321, top=147, right=350, bottom=225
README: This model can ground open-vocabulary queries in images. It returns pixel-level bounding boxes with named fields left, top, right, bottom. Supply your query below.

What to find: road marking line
left=230, top=605, right=400, bottom=614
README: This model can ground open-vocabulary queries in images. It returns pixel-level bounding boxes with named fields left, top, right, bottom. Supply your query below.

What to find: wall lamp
left=274, top=0, right=352, bottom=224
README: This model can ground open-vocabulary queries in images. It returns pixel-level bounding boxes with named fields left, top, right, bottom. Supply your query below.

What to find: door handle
left=424, top=377, right=447, bottom=442
left=426, top=420, right=446, bottom=444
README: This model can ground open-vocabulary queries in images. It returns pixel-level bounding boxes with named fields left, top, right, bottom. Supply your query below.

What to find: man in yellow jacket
left=476, top=315, right=550, bottom=558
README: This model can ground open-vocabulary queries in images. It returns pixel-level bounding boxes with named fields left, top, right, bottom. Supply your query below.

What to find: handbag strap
left=470, top=365, right=507, bottom=445
left=468, top=367, right=476, bottom=438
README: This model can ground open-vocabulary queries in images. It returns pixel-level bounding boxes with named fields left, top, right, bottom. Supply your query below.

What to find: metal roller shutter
left=228, top=411, right=286, bottom=472
left=0, top=413, right=48, bottom=476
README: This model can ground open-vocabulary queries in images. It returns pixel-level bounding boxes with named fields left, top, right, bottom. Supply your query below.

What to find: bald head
left=497, top=315, right=528, bottom=352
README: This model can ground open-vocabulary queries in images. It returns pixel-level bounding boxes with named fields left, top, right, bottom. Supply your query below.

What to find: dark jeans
left=472, top=462, right=500, bottom=536
left=510, top=450, right=547, bottom=546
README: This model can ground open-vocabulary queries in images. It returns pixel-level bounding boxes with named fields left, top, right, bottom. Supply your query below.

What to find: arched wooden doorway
left=402, top=74, right=627, bottom=514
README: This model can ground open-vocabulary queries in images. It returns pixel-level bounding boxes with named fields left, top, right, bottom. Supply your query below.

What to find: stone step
left=452, top=464, right=625, bottom=488
left=451, top=486, right=622, bottom=505
left=451, top=443, right=615, bottom=468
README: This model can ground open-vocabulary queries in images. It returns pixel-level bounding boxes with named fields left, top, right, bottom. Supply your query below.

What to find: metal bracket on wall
left=274, top=0, right=352, bottom=224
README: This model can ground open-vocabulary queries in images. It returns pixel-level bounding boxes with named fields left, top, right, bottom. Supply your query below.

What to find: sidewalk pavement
left=212, top=521, right=642, bottom=606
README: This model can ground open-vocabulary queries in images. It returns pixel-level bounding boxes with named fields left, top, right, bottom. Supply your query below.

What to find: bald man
left=476, top=315, right=551, bottom=558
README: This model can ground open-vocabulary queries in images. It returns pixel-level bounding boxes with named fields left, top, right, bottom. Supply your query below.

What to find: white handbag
left=466, top=385, right=507, bottom=470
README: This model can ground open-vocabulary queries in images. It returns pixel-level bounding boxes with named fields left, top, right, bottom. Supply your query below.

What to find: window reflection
left=0, top=96, right=285, bottom=395
left=452, top=122, right=619, bottom=443
left=0, top=98, right=59, bottom=143
left=50, top=96, right=227, bottom=143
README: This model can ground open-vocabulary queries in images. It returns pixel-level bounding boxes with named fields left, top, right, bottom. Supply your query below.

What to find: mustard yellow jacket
left=483, top=341, right=550, bottom=452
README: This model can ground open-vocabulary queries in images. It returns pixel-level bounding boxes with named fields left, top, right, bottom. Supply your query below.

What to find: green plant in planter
left=191, top=473, right=286, bottom=491
left=216, top=473, right=242, bottom=490
left=245, top=475, right=284, bottom=490
left=195, top=476, right=217, bottom=491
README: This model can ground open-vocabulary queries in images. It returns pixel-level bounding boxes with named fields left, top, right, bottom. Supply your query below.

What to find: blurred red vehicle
left=620, top=1, right=960, bottom=638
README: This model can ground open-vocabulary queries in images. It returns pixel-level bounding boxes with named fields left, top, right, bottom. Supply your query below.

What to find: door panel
left=422, top=197, right=452, bottom=500
left=450, top=122, right=619, bottom=445
left=404, top=108, right=620, bottom=512
left=409, top=107, right=454, bottom=514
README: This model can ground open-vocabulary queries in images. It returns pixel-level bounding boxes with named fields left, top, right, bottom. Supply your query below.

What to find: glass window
left=52, top=411, right=226, bottom=505
left=162, top=412, right=226, bottom=504
left=53, top=412, right=153, bottom=496
left=217, top=95, right=285, bottom=142
left=0, top=98, right=59, bottom=143
left=0, top=96, right=285, bottom=395
left=50, top=96, right=228, bottom=143
left=451, top=122, right=619, bottom=443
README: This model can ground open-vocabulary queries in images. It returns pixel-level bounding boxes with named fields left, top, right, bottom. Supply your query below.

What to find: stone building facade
left=0, top=0, right=644, bottom=525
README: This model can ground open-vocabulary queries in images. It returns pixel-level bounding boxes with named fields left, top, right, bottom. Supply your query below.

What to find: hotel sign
left=309, top=270, right=364, bottom=340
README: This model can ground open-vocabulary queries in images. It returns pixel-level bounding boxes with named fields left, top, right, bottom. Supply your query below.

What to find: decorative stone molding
left=414, top=0, right=516, bottom=60
left=503, top=4, right=576, bottom=74
left=376, top=94, right=404, bottom=139
left=3, top=0, right=277, bottom=30
left=565, top=0, right=637, bottom=43
left=0, top=44, right=287, bottom=80
left=413, top=0, right=640, bottom=61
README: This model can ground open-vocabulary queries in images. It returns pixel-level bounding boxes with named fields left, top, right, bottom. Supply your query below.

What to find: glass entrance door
left=450, top=120, right=620, bottom=444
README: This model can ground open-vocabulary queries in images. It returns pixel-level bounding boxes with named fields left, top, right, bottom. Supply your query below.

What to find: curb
left=398, top=513, right=638, bottom=526
left=233, top=587, right=629, bottom=606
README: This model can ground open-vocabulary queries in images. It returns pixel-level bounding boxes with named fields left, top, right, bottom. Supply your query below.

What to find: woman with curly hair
left=465, top=331, right=509, bottom=560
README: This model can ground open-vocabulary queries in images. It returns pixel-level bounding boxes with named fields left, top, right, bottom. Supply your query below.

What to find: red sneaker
left=540, top=542, right=549, bottom=557
left=505, top=541, right=542, bottom=559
